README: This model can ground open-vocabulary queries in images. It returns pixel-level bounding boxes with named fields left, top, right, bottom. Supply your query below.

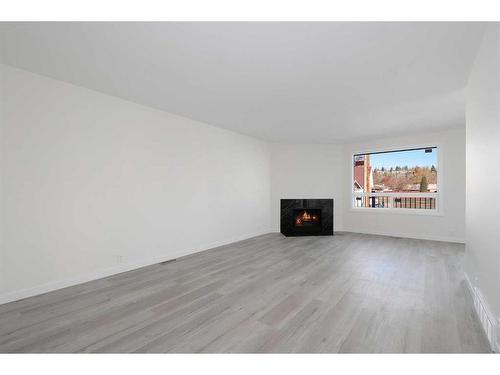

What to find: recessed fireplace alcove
left=281, top=199, right=334, bottom=236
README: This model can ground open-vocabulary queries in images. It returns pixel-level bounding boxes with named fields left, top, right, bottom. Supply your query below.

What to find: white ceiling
left=0, top=22, right=486, bottom=143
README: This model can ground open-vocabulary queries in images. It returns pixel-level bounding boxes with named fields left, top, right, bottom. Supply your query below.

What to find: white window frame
left=350, top=144, right=443, bottom=216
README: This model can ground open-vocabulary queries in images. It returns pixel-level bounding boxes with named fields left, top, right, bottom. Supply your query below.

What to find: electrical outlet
left=116, top=255, right=123, bottom=264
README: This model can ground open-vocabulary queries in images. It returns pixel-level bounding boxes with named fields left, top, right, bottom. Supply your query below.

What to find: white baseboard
left=270, top=228, right=462, bottom=243
left=338, top=229, right=465, bottom=243
left=0, top=229, right=272, bottom=305
left=464, top=272, right=500, bottom=353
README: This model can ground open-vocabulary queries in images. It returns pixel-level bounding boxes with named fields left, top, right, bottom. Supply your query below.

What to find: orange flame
left=295, top=210, right=319, bottom=226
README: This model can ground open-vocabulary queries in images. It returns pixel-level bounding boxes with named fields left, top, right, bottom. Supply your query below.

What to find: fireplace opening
left=293, top=209, right=322, bottom=228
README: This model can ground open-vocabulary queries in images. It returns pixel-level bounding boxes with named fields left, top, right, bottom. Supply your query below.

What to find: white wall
left=270, top=128, right=466, bottom=243
left=0, top=64, right=272, bottom=303
left=341, top=128, right=466, bottom=243
left=270, top=143, right=344, bottom=231
left=465, top=25, right=500, bottom=334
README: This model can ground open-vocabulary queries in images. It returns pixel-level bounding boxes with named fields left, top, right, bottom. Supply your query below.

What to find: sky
left=368, top=148, right=437, bottom=169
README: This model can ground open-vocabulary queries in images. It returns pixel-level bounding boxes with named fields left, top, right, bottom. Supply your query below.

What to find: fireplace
left=281, top=199, right=333, bottom=236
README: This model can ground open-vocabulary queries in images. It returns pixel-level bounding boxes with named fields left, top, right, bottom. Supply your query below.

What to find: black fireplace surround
left=280, top=199, right=334, bottom=236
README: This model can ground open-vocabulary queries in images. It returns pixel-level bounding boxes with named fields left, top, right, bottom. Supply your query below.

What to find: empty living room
left=1, top=1, right=500, bottom=373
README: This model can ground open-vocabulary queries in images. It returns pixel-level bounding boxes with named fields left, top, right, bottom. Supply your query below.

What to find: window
left=352, top=147, right=439, bottom=212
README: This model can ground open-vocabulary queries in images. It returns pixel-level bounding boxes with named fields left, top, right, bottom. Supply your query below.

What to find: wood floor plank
left=0, top=232, right=491, bottom=353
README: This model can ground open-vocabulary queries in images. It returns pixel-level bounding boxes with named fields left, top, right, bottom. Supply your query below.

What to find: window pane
left=353, top=147, right=438, bottom=210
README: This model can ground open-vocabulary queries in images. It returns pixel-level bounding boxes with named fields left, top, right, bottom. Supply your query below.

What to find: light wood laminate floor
left=0, top=233, right=491, bottom=353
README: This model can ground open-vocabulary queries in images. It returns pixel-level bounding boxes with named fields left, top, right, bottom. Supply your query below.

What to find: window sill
left=349, top=208, right=444, bottom=216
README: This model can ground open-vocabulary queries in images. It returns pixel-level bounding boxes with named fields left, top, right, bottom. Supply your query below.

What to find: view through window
left=353, top=147, right=438, bottom=210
